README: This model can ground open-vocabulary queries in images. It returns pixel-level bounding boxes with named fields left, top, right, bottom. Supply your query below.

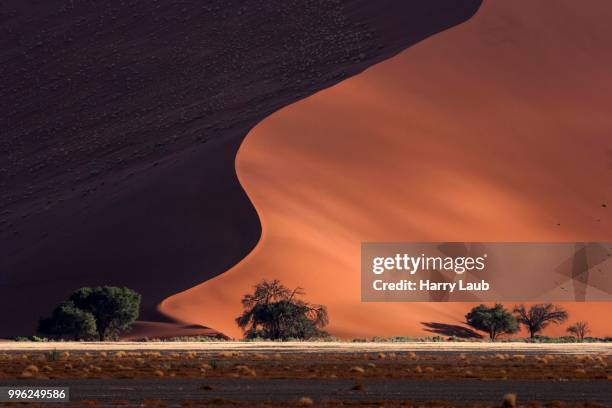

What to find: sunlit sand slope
left=162, top=0, right=612, bottom=338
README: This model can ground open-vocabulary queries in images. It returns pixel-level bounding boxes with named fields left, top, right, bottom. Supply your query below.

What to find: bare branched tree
left=514, top=303, right=568, bottom=338
left=566, top=321, right=590, bottom=341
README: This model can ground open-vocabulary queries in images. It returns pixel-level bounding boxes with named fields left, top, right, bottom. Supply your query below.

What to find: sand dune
left=161, top=0, right=612, bottom=338
left=0, top=0, right=481, bottom=337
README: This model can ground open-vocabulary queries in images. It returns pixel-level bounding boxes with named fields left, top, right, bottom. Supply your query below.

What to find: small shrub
left=25, top=364, right=39, bottom=374
left=502, top=393, right=517, bottom=408
left=14, top=336, right=31, bottom=342
left=297, top=397, right=314, bottom=406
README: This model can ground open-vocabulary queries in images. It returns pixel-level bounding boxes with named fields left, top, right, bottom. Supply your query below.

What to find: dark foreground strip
left=1, top=379, right=610, bottom=405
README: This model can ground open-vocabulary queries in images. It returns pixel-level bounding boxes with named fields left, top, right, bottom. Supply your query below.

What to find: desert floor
left=1, top=341, right=611, bottom=354
left=0, top=342, right=609, bottom=406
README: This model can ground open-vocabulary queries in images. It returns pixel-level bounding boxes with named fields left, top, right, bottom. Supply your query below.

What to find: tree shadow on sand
left=421, top=322, right=482, bottom=339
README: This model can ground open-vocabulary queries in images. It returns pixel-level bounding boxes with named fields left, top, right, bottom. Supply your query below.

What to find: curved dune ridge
left=161, top=0, right=612, bottom=339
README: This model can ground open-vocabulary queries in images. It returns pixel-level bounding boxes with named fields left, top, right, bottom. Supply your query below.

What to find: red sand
left=161, top=0, right=612, bottom=339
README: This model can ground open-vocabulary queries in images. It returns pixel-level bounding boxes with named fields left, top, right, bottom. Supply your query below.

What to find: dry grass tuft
left=594, top=356, right=607, bottom=366
left=20, top=370, right=34, bottom=378
left=414, top=365, right=422, bottom=374
left=153, top=369, right=164, bottom=377
left=116, top=364, right=133, bottom=370
left=297, top=397, right=314, bottom=406
left=235, top=365, right=256, bottom=377
left=349, top=366, right=365, bottom=374
left=25, top=364, right=39, bottom=373
left=424, top=366, right=434, bottom=373
left=501, top=393, right=517, bottom=408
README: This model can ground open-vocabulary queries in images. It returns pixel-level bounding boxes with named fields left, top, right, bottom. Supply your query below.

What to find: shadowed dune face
left=161, top=0, right=612, bottom=339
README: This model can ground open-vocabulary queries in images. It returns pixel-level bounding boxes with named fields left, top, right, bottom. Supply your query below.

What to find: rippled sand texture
left=162, top=0, right=612, bottom=338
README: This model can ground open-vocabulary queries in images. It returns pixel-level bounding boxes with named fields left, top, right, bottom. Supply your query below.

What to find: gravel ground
left=1, top=378, right=610, bottom=405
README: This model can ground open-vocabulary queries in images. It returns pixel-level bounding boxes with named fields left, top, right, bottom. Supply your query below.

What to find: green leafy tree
left=514, top=303, right=568, bottom=338
left=465, top=304, right=518, bottom=341
left=236, top=280, right=328, bottom=340
left=38, top=301, right=97, bottom=340
left=70, top=286, right=141, bottom=341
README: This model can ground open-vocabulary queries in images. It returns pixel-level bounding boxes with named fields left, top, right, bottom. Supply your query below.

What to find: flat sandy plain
left=1, top=341, right=611, bottom=354
left=0, top=342, right=610, bottom=407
